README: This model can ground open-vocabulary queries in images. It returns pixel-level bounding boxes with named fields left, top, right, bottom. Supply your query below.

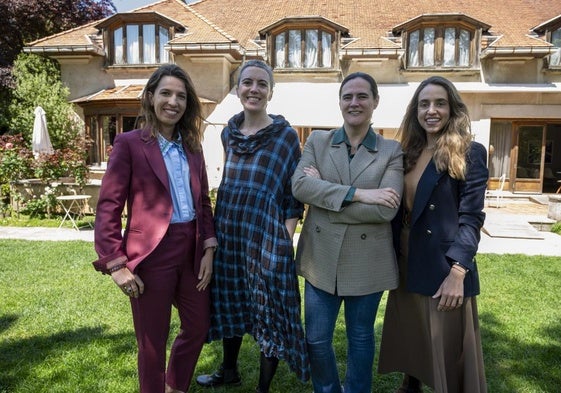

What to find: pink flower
left=5, top=142, right=13, bottom=149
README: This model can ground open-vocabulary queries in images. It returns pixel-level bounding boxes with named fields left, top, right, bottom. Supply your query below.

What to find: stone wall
left=548, top=195, right=561, bottom=221
left=11, top=179, right=100, bottom=215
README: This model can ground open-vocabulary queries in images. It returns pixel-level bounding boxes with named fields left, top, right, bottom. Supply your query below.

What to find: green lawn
left=0, top=240, right=560, bottom=392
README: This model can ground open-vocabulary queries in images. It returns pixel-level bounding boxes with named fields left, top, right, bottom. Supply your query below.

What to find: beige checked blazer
left=292, top=128, right=404, bottom=296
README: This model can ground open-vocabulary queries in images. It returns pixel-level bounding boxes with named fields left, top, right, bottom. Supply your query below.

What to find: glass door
left=513, top=124, right=545, bottom=193
left=88, top=116, right=100, bottom=165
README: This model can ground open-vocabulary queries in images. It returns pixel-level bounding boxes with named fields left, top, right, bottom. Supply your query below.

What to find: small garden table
left=56, top=194, right=92, bottom=231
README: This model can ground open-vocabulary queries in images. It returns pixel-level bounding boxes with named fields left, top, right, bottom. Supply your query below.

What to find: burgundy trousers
left=130, top=221, right=210, bottom=393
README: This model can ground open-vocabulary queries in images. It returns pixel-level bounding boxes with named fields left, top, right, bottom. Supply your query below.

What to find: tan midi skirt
left=378, top=228, right=487, bottom=393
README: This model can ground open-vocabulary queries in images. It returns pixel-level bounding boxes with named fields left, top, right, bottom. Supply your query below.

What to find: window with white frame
left=407, top=26, right=472, bottom=68
left=274, top=28, right=333, bottom=69
left=113, top=23, right=169, bottom=65
left=550, top=27, right=561, bottom=66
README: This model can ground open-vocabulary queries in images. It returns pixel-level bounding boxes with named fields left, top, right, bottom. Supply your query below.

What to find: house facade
left=24, top=0, right=561, bottom=192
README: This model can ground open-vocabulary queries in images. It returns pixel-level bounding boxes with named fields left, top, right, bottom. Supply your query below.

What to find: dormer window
left=393, top=14, right=489, bottom=70
left=274, top=29, right=332, bottom=68
left=113, top=24, right=169, bottom=65
left=550, top=27, right=561, bottom=66
left=408, top=27, right=471, bottom=67
left=96, top=12, right=184, bottom=67
left=532, top=16, right=561, bottom=69
left=259, top=16, right=348, bottom=71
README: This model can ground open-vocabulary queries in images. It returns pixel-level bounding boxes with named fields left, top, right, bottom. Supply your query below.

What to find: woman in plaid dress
left=196, top=60, right=309, bottom=392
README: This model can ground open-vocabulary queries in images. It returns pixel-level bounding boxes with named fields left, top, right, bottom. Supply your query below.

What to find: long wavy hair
left=140, top=64, right=203, bottom=152
left=399, top=76, right=472, bottom=180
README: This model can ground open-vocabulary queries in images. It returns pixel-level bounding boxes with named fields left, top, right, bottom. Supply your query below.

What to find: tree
left=9, top=53, right=80, bottom=150
left=0, top=0, right=116, bottom=133
left=4, top=53, right=92, bottom=188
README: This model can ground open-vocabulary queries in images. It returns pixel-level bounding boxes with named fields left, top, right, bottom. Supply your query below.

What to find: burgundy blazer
left=92, top=128, right=217, bottom=274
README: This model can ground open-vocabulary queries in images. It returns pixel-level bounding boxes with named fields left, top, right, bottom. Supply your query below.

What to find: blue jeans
left=305, top=281, right=383, bottom=393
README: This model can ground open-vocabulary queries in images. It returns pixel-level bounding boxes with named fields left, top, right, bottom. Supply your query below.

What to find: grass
left=1, top=240, right=560, bottom=392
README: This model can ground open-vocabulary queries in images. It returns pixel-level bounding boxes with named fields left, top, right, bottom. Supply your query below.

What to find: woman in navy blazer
left=378, top=76, right=488, bottom=393
left=93, top=64, right=217, bottom=393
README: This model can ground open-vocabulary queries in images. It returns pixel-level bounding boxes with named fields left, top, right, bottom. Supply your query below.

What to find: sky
left=113, top=0, right=164, bottom=12
left=113, top=0, right=195, bottom=12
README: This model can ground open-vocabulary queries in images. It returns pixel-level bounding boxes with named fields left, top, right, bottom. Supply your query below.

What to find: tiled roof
left=25, top=0, right=235, bottom=51
left=72, top=85, right=145, bottom=103
left=25, top=0, right=561, bottom=52
left=71, top=84, right=214, bottom=104
left=187, top=0, right=561, bottom=49
left=26, top=20, right=101, bottom=49
left=134, top=0, right=236, bottom=44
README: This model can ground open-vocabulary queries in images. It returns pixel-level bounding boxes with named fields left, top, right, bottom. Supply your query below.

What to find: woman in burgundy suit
left=93, top=64, right=218, bottom=393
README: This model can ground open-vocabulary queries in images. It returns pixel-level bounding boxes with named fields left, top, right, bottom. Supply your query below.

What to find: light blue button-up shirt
left=157, top=133, right=195, bottom=223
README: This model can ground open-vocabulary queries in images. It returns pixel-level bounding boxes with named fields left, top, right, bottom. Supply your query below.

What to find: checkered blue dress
left=207, top=112, right=309, bottom=381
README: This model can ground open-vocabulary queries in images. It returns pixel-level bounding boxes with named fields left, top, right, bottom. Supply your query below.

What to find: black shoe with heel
left=196, top=364, right=242, bottom=388
left=395, top=374, right=422, bottom=393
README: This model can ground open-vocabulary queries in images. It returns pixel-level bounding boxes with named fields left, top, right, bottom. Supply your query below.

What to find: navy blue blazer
left=392, top=142, right=488, bottom=297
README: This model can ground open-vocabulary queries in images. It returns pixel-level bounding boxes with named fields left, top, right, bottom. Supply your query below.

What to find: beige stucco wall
left=346, top=58, right=406, bottom=84
left=481, top=103, right=561, bottom=119
left=481, top=58, right=561, bottom=84
left=176, top=56, right=237, bottom=102
left=58, top=57, right=115, bottom=101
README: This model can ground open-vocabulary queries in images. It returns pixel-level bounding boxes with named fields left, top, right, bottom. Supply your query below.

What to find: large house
left=24, top=0, right=561, bottom=193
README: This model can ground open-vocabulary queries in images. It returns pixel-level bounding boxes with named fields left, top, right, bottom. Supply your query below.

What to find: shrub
left=0, top=133, right=91, bottom=187
left=6, top=53, right=92, bottom=187
left=0, top=134, right=34, bottom=185
left=19, top=185, right=57, bottom=218
left=0, top=183, right=13, bottom=216
left=56, top=135, right=93, bottom=187
left=0, top=133, right=91, bottom=217
left=33, top=150, right=67, bottom=182
left=9, top=53, right=80, bottom=150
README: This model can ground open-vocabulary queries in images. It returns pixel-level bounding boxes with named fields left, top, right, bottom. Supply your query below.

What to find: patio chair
left=486, top=173, right=506, bottom=208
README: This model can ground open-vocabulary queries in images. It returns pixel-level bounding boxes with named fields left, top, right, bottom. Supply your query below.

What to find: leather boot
left=196, top=363, right=242, bottom=388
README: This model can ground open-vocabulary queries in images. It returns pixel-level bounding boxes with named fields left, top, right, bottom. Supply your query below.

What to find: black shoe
left=196, top=364, right=242, bottom=388
left=395, top=374, right=422, bottom=393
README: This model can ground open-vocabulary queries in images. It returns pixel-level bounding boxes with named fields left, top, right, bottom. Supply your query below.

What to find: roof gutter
left=167, top=42, right=266, bottom=57
left=340, top=48, right=402, bottom=57
left=167, top=42, right=242, bottom=51
left=23, top=45, right=105, bottom=56
left=481, top=46, right=555, bottom=59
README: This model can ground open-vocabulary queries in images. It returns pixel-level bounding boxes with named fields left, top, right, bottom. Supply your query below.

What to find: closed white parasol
left=32, top=106, right=54, bottom=158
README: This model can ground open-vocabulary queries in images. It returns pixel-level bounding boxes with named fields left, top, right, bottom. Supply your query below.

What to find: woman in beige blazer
left=292, top=72, right=403, bottom=393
